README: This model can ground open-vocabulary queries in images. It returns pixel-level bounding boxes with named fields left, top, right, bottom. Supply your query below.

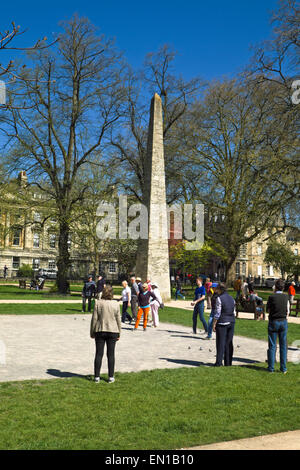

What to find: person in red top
left=288, top=282, right=296, bottom=309
left=204, top=277, right=213, bottom=309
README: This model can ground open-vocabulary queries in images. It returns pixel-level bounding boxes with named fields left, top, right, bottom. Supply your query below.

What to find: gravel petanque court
left=0, top=314, right=270, bottom=383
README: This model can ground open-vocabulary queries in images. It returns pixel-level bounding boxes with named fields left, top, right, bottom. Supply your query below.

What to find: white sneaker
left=94, top=377, right=100, bottom=383
left=108, top=377, right=115, bottom=383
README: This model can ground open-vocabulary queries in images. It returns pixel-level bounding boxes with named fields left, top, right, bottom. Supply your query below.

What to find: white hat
left=151, top=281, right=159, bottom=288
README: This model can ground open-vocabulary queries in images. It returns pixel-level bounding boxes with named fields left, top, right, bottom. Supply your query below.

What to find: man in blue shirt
left=191, top=277, right=208, bottom=335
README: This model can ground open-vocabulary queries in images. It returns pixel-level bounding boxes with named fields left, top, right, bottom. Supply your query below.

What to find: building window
left=33, top=233, right=40, bottom=248
left=242, top=262, right=246, bottom=275
left=109, top=262, right=116, bottom=273
left=48, top=260, right=56, bottom=270
left=13, top=229, right=21, bottom=246
left=12, top=257, right=20, bottom=269
left=239, top=244, right=247, bottom=258
left=257, top=265, right=262, bottom=276
left=294, top=249, right=298, bottom=256
left=235, top=262, right=240, bottom=275
left=49, top=233, right=56, bottom=249
left=257, top=244, right=262, bottom=255
left=34, top=212, right=41, bottom=222
left=32, top=259, right=40, bottom=270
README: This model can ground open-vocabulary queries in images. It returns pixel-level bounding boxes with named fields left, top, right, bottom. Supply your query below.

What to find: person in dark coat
left=212, top=283, right=236, bottom=366
left=82, top=276, right=96, bottom=312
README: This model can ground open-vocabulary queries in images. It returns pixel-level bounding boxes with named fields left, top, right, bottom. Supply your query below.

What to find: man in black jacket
left=266, top=279, right=289, bottom=373
left=82, top=276, right=96, bottom=312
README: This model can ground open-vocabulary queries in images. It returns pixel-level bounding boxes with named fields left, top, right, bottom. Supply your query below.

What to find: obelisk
left=135, top=93, right=171, bottom=301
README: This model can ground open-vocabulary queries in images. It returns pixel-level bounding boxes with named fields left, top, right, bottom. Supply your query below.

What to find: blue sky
left=1, top=0, right=279, bottom=80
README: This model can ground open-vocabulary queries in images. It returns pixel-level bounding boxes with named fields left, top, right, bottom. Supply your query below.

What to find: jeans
left=267, top=320, right=288, bottom=372
left=175, top=289, right=184, bottom=300
left=94, top=332, right=119, bottom=378
left=121, top=301, right=132, bottom=323
left=207, top=313, right=214, bottom=338
left=193, top=301, right=208, bottom=333
left=215, top=322, right=235, bottom=366
left=82, top=296, right=92, bottom=312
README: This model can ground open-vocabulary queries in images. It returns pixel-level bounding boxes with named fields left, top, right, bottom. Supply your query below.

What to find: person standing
left=3, top=265, right=8, bottom=280
left=206, top=282, right=218, bottom=339
left=133, top=283, right=158, bottom=331
left=288, top=281, right=296, bottom=310
left=96, top=274, right=106, bottom=299
left=175, top=276, right=185, bottom=300
left=82, top=276, right=96, bottom=313
left=150, top=281, right=162, bottom=328
left=119, top=280, right=132, bottom=324
left=191, top=277, right=208, bottom=335
left=204, top=277, right=213, bottom=309
left=266, top=279, right=289, bottom=374
left=233, top=276, right=242, bottom=302
left=130, top=276, right=139, bottom=322
left=212, top=283, right=236, bottom=366
left=90, top=285, right=121, bottom=383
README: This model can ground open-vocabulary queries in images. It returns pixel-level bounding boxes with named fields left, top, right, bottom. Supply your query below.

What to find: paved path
left=0, top=313, right=271, bottom=382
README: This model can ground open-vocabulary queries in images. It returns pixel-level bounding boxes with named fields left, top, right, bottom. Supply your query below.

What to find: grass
left=0, top=283, right=122, bottom=299
left=172, top=287, right=300, bottom=302
left=0, top=364, right=299, bottom=450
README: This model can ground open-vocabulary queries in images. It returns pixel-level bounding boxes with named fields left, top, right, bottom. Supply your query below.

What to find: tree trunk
left=56, top=219, right=71, bottom=294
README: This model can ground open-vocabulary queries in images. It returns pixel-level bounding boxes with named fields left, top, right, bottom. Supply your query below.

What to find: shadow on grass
left=46, top=368, right=90, bottom=380
left=159, top=357, right=214, bottom=367
left=233, top=357, right=260, bottom=364
left=238, top=364, right=270, bottom=372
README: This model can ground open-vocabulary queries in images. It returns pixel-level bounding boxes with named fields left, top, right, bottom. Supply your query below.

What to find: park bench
left=18, top=279, right=27, bottom=289
left=290, top=299, right=300, bottom=317
left=236, top=298, right=265, bottom=320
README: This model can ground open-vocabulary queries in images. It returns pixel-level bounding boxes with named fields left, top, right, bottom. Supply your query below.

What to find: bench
left=236, top=298, right=265, bottom=320
left=290, top=299, right=300, bottom=317
left=19, top=279, right=27, bottom=289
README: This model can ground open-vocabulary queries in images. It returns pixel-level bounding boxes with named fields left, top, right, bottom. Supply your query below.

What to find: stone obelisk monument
left=135, top=93, right=171, bottom=301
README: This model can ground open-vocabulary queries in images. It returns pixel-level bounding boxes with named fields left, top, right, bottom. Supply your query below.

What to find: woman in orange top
left=288, top=282, right=296, bottom=308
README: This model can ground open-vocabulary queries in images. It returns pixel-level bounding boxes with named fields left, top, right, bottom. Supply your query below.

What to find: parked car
left=37, top=268, right=57, bottom=279
left=265, top=277, right=277, bottom=288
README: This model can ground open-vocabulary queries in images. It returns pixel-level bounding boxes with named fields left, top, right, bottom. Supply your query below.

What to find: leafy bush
left=18, top=264, right=33, bottom=278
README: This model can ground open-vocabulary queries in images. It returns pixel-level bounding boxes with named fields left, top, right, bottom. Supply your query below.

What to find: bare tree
left=1, top=15, right=127, bottom=293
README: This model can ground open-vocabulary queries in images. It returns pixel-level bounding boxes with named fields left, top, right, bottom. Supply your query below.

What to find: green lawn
left=0, top=364, right=299, bottom=450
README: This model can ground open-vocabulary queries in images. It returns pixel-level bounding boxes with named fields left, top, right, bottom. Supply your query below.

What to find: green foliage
left=264, top=241, right=299, bottom=278
left=17, top=264, right=33, bottom=279
left=170, top=239, right=227, bottom=276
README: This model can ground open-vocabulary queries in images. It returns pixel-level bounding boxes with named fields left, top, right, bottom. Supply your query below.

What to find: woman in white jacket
left=150, top=281, right=162, bottom=328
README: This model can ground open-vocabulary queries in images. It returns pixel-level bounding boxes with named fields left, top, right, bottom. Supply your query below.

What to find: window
left=32, top=259, right=40, bottom=270
left=294, top=249, right=298, bottom=256
left=33, top=233, right=40, bottom=248
left=257, top=244, right=262, bottom=255
left=48, top=260, right=56, bottom=270
left=109, top=262, right=116, bottom=273
left=242, top=262, right=246, bottom=275
left=257, top=265, right=262, bottom=276
left=12, top=257, right=20, bottom=269
left=239, top=244, right=247, bottom=258
left=235, top=262, right=240, bottom=275
left=34, top=212, right=41, bottom=222
left=49, top=233, right=56, bottom=249
left=13, top=229, right=21, bottom=246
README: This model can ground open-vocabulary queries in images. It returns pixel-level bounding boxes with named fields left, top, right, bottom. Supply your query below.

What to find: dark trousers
left=121, top=301, right=132, bottom=323
left=82, top=296, right=92, bottom=312
left=131, top=296, right=138, bottom=320
left=215, top=322, right=235, bottom=366
left=94, top=332, right=119, bottom=378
